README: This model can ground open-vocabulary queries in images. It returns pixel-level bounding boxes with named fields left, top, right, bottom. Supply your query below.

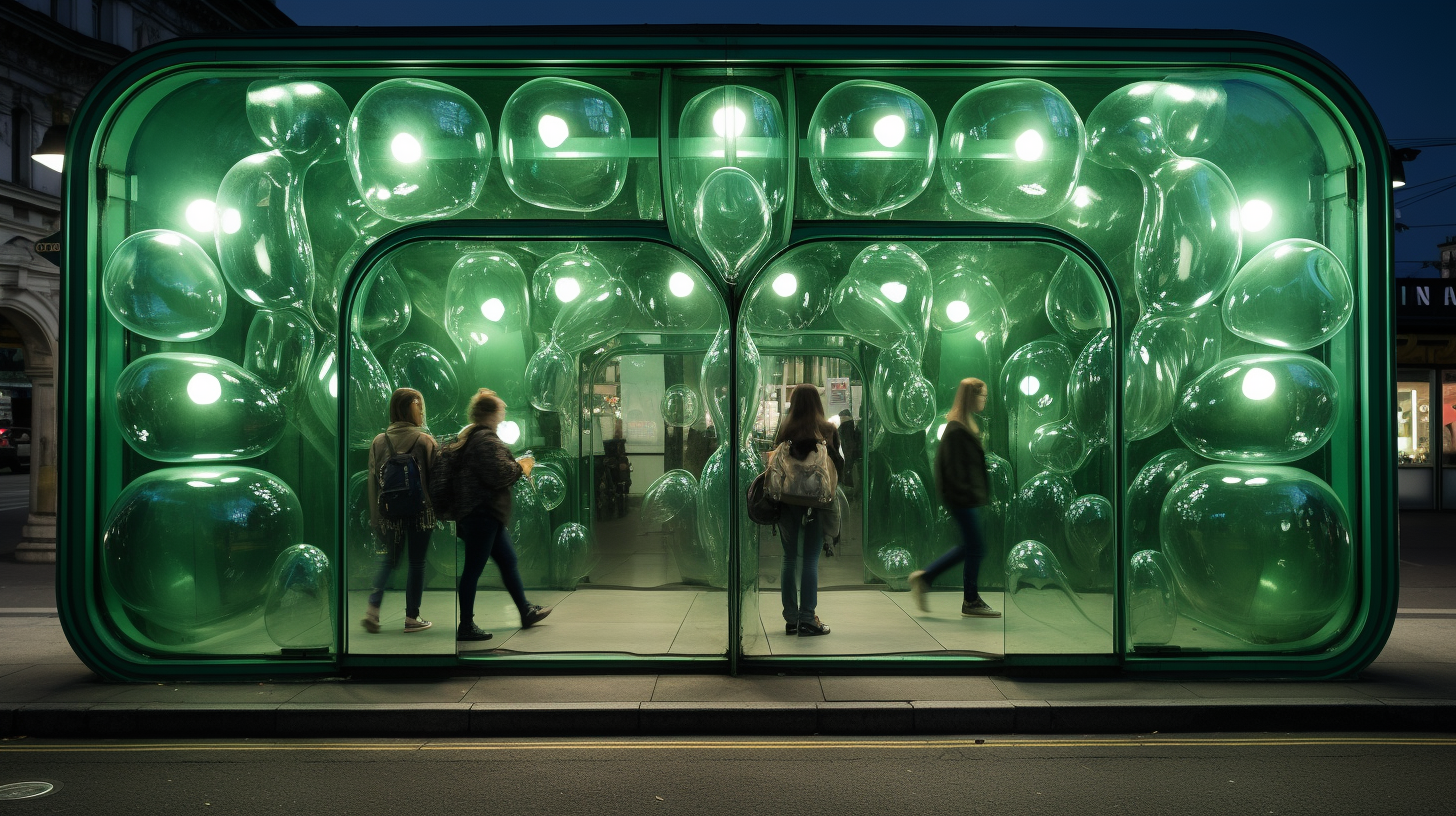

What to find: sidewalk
left=1, top=511, right=1452, bottom=738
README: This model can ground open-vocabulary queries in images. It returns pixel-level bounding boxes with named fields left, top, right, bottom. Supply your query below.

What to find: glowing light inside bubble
left=1019, top=375, right=1041, bottom=396
left=481, top=298, right=506, bottom=322
left=668, top=271, right=696, bottom=298
left=712, top=106, right=747, bottom=138
left=390, top=133, right=422, bottom=163
left=945, top=300, right=970, bottom=324
left=879, top=281, right=908, bottom=304
left=1242, top=367, right=1276, bottom=401
left=936, top=423, right=946, bottom=440
left=873, top=114, right=906, bottom=148
left=1241, top=199, right=1274, bottom=232
left=186, top=372, right=222, bottom=405
left=497, top=420, right=521, bottom=445
left=554, top=277, right=581, bottom=303
left=538, top=115, right=569, bottom=149
left=772, top=272, right=798, bottom=298
left=185, top=199, right=216, bottom=233
left=1072, top=186, right=1093, bottom=208
left=221, top=207, right=242, bottom=235
left=1014, top=129, right=1045, bottom=161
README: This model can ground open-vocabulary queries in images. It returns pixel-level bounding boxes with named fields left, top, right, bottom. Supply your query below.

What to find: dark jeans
left=368, top=524, right=430, bottom=619
left=922, top=506, right=986, bottom=603
left=777, top=505, right=822, bottom=625
left=457, top=508, right=529, bottom=623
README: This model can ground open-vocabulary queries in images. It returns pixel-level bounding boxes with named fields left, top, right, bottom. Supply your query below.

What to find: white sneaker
left=908, top=571, right=930, bottom=613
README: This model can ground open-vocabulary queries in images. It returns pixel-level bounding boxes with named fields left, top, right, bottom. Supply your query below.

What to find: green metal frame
left=58, top=27, right=1396, bottom=681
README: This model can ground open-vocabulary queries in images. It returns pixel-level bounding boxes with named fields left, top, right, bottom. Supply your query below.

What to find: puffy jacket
left=451, top=427, right=523, bottom=524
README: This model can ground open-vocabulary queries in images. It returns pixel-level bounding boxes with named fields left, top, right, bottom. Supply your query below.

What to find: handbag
left=746, top=471, right=781, bottom=526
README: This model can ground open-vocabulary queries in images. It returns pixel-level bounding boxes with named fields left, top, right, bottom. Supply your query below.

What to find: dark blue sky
left=278, top=0, right=1456, bottom=274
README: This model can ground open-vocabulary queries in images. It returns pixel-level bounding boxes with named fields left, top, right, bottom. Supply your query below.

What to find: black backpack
left=377, top=433, right=427, bottom=521
left=428, top=428, right=478, bottom=522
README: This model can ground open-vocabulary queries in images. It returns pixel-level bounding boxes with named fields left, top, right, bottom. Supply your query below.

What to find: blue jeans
left=922, top=506, right=986, bottom=603
left=456, top=509, right=529, bottom=623
left=369, top=524, right=430, bottom=619
left=777, top=505, right=822, bottom=625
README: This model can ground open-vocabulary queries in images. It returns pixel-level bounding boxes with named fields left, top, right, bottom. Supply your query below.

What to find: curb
left=3, top=699, right=1455, bottom=738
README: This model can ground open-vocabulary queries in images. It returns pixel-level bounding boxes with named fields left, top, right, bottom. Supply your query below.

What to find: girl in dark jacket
left=362, top=388, right=438, bottom=634
left=771, top=383, right=844, bottom=636
left=909, top=377, right=1001, bottom=618
left=452, top=388, right=553, bottom=642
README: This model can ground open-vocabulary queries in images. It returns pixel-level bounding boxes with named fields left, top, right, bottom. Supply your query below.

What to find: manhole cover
left=0, top=782, right=56, bottom=800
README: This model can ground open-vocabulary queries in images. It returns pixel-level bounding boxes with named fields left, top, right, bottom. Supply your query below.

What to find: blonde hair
left=460, top=388, right=504, bottom=439
left=946, top=378, right=987, bottom=436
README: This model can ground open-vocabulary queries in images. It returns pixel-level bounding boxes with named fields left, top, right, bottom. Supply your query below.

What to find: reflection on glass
left=1397, top=379, right=1432, bottom=466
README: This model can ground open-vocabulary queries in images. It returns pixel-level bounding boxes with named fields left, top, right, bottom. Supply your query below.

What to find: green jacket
left=934, top=420, right=989, bottom=510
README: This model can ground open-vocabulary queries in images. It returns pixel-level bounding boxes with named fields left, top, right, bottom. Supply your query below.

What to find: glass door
left=1397, top=369, right=1435, bottom=509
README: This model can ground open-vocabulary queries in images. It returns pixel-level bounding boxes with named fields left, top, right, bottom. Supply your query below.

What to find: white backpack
left=766, top=439, right=837, bottom=509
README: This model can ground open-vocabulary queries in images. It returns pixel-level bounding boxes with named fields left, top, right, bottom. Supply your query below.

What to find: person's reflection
left=597, top=419, right=632, bottom=520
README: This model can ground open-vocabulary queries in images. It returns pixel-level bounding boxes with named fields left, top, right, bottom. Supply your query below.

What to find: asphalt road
left=0, top=734, right=1453, bottom=815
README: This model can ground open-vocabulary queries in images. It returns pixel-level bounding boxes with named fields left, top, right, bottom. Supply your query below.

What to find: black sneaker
left=961, top=599, right=1002, bottom=618
left=521, top=605, right=553, bottom=628
left=456, top=622, right=493, bottom=642
left=785, top=623, right=798, bottom=635
left=798, top=617, right=830, bottom=637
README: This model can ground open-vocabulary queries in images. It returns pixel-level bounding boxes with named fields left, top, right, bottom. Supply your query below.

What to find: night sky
left=278, top=0, right=1456, bottom=276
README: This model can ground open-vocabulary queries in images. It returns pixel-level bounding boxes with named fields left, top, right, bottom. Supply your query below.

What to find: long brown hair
left=946, top=377, right=987, bottom=436
left=775, top=383, right=832, bottom=444
left=388, top=388, right=424, bottom=425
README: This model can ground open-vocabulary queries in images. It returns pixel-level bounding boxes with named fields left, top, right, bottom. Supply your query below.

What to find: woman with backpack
left=449, top=388, right=553, bottom=643
left=362, top=388, right=438, bottom=635
left=908, top=377, right=1001, bottom=618
left=770, top=383, right=844, bottom=637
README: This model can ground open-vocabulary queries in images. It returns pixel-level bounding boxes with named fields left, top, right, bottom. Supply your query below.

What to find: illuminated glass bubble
left=101, top=466, right=302, bottom=635
left=743, top=248, right=836, bottom=335
left=676, top=84, right=788, bottom=215
left=625, top=245, right=721, bottom=333
left=1128, top=549, right=1177, bottom=646
left=1161, top=464, right=1353, bottom=644
left=1223, top=239, right=1353, bottom=351
left=805, top=80, right=938, bottom=216
left=548, top=521, right=597, bottom=588
left=1065, top=494, right=1114, bottom=574
left=872, top=341, right=935, bottom=434
left=1029, top=419, right=1088, bottom=474
left=444, top=249, right=531, bottom=360
left=1046, top=160, right=1142, bottom=275
left=1173, top=353, right=1339, bottom=463
left=868, top=469, right=936, bottom=590
left=1045, top=259, right=1111, bottom=347
left=103, top=230, right=227, bottom=342
left=243, top=308, right=316, bottom=406
left=1180, top=307, right=1223, bottom=387
left=354, top=266, right=412, bottom=347
left=1123, top=313, right=1195, bottom=441
left=1068, top=329, right=1113, bottom=444
left=662, top=384, right=702, bottom=428
left=528, top=248, right=604, bottom=334
left=116, top=353, right=286, bottom=462
left=1125, top=448, right=1202, bottom=553
left=499, top=77, right=631, bottom=212
left=694, top=166, right=772, bottom=284
left=941, top=79, right=1085, bottom=220
left=347, top=78, right=491, bottom=222
left=1005, top=539, right=1110, bottom=634
left=386, top=342, right=459, bottom=427
left=246, top=80, right=348, bottom=166
left=1135, top=157, right=1243, bottom=313
left=308, top=334, right=393, bottom=450
left=930, top=261, right=1007, bottom=340
left=1086, top=80, right=1228, bottom=174
left=263, top=543, right=333, bottom=650
left=871, top=546, right=916, bottom=584
left=532, top=462, right=567, bottom=511
left=550, top=271, right=633, bottom=355
left=215, top=151, right=314, bottom=311
left=644, top=469, right=698, bottom=527
left=1001, top=340, right=1071, bottom=418
left=831, top=243, right=933, bottom=353
left=525, top=341, right=575, bottom=414
left=1011, top=471, right=1075, bottom=555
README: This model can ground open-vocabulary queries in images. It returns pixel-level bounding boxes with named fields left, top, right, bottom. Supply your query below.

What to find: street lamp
left=1390, top=146, right=1421, bottom=189
left=31, top=112, right=69, bottom=173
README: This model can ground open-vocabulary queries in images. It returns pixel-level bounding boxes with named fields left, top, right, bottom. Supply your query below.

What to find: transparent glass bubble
left=643, top=469, right=699, bottom=527
left=872, top=341, right=935, bottom=434
left=263, top=543, right=334, bottom=650
left=1123, top=313, right=1195, bottom=441
left=116, top=353, right=286, bottom=462
left=1046, top=160, right=1143, bottom=274
left=1173, top=353, right=1339, bottom=463
left=870, top=546, right=916, bottom=585
left=694, top=166, right=772, bottom=284
left=529, top=248, right=606, bottom=334
left=309, top=334, right=393, bottom=450
left=304, top=160, right=386, bottom=330
left=347, top=78, right=491, bottom=222
left=1086, top=80, right=1228, bottom=174
left=1029, top=419, right=1089, bottom=474
left=1161, top=464, right=1353, bottom=644
left=1045, top=259, right=1111, bottom=347
left=691, top=445, right=744, bottom=589
left=1128, top=549, right=1177, bottom=646
left=525, top=340, right=576, bottom=414
left=1065, top=494, right=1114, bottom=574
left=1005, top=539, right=1109, bottom=634
left=103, top=230, right=227, bottom=342
left=831, top=243, right=933, bottom=353
left=215, top=151, right=314, bottom=311
left=499, top=77, right=631, bottom=212
left=1001, top=340, right=1071, bottom=418
left=354, top=266, right=412, bottom=347
left=1223, top=239, right=1353, bottom=351
left=662, top=384, right=702, bottom=428
left=246, top=80, right=348, bottom=167
left=444, top=249, right=531, bottom=360
left=1068, top=329, right=1114, bottom=444
left=1011, top=470, right=1075, bottom=555
left=311, top=236, right=372, bottom=333
left=550, top=271, right=633, bottom=355
left=623, top=244, right=721, bottom=334
left=509, top=480, right=552, bottom=587
left=1125, top=448, right=1202, bottom=554
left=243, top=308, right=316, bottom=406
left=701, top=329, right=732, bottom=433
left=985, top=450, right=1014, bottom=509
left=941, top=79, right=1085, bottom=220
left=386, top=342, right=459, bottom=428
left=676, top=84, right=788, bottom=215
left=930, top=261, right=1007, bottom=341
left=101, top=466, right=302, bottom=635
left=743, top=246, right=837, bottom=335
left=805, top=80, right=938, bottom=216
left=532, top=462, right=567, bottom=512
left=865, top=468, right=935, bottom=590
left=1135, top=157, right=1242, bottom=313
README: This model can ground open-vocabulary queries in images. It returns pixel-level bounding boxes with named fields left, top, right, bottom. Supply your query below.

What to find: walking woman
left=772, top=383, right=844, bottom=636
left=362, top=388, right=437, bottom=634
left=909, top=378, right=1001, bottom=618
left=451, top=388, right=552, bottom=642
